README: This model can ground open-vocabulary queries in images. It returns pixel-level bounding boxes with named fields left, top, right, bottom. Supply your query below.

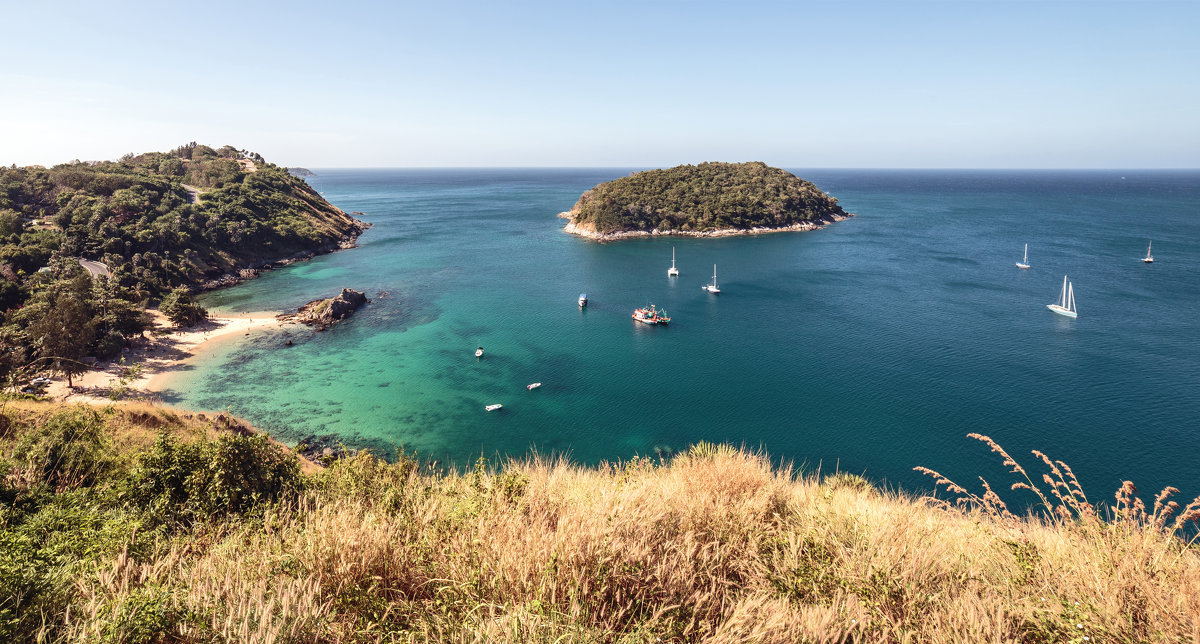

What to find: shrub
left=11, top=408, right=114, bottom=491
left=123, top=431, right=301, bottom=526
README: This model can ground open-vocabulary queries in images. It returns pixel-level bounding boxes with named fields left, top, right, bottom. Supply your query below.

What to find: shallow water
left=164, top=168, right=1200, bottom=501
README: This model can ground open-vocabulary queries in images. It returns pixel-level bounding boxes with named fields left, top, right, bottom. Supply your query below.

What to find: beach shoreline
left=45, top=311, right=295, bottom=406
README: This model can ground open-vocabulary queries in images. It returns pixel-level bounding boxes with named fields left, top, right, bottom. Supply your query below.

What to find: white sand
left=45, top=311, right=294, bottom=405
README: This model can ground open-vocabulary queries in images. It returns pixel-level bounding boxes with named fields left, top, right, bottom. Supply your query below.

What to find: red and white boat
left=632, top=304, right=670, bottom=325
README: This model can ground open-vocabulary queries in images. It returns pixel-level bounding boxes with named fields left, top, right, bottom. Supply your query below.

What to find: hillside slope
left=0, top=143, right=367, bottom=296
left=2, top=400, right=1197, bottom=642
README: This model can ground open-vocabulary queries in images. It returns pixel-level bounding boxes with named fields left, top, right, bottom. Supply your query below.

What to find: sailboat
left=1142, top=240, right=1154, bottom=263
left=667, top=247, right=679, bottom=277
left=1046, top=275, right=1077, bottom=318
left=1016, top=243, right=1030, bottom=269
left=702, top=264, right=720, bottom=294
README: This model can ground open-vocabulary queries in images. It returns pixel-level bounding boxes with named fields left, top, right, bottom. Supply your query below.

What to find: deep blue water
left=166, top=168, right=1200, bottom=504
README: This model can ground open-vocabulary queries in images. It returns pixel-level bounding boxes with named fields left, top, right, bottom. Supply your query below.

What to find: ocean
left=165, top=168, right=1200, bottom=503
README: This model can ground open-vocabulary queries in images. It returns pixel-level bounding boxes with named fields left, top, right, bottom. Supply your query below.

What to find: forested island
left=560, top=161, right=851, bottom=240
left=0, top=142, right=367, bottom=386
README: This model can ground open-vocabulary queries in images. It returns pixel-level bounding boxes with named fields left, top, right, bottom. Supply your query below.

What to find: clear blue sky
left=2, top=0, right=1197, bottom=168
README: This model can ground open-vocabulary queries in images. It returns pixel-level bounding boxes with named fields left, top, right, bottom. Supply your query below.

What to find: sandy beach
left=45, top=311, right=293, bottom=405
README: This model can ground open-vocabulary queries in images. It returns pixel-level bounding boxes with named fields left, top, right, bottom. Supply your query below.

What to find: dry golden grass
left=7, top=404, right=1199, bottom=642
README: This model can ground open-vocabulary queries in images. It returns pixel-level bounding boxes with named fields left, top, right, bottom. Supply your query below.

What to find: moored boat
left=485, top=404, right=502, bottom=412
left=1142, top=240, right=1154, bottom=263
left=668, top=247, right=679, bottom=277
left=632, top=303, right=671, bottom=325
left=1016, top=243, right=1030, bottom=269
left=475, top=346, right=484, bottom=358
left=579, top=293, right=588, bottom=307
left=526, top=382, right=542, bottom=390
left=702, top=264, right=720, bottom=294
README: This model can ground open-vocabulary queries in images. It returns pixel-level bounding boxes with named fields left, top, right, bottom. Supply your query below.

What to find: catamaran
left=1047, top=275, right=1077, bottom=318
left=1016, top=243, right=1030, bottom=269
left=702, top=264, right=720, bottom=294
left=667, top=247, right=679, bottom=277
left=1142, top=240, right=1154, bottom=263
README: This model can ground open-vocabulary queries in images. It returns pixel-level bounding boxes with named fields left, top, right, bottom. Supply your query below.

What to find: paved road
left=77, top=259, right=111, bottom=278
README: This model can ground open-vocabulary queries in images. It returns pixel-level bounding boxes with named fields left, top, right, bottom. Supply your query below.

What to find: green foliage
left=0, top=143, right=363, bottom=304
left=568, top=161, right=848, bottom=234
left=158, top=287, right=207, bottom=327
left=123, top=431, right=302, bottom=526
left=11, top=408, right=115, bottom=491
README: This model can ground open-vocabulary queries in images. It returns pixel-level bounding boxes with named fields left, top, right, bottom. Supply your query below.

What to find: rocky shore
left=198, top=222, right=370, bottom=291
left=559, top=211, right=853, bottom=242
left=277, top=288, right=369, bottom=331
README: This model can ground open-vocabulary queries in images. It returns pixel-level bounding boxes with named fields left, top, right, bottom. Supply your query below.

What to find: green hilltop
left=562, top=161, right=850, bottom=237
left=0, top=143, right=366, bottom=385
left=0, top=142, right=365, bottom=301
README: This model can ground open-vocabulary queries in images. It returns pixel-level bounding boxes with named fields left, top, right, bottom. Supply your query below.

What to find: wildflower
left=1077, top=623, right=1084, bottom=629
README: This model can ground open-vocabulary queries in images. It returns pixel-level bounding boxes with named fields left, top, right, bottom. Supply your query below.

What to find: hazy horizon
left=3, top=0, right=1197, bottom=170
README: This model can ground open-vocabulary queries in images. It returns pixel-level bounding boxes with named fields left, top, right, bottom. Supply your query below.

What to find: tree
left=22, top=273, right=96, bottom=387
left=159, top=287, right=207, bottom=327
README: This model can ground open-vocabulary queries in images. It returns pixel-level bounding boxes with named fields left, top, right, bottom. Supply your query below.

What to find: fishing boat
left=668, top=247, right=679, bottom=277
left=526, top=382, right=542, bottom=390
left=485, top=404, right=502, bottom=412
left=632, top=303, right=670, bottom=325
left=702, top=264, right=720, bottom=294
left=1016, top=243, right=1030, bottom=269
left=578, top=293, right=588, bottom=307
left=475, top=346, right=484, bottom=358
left=1046, top=275, right=1077, bottom=318
left=1142, top=240, right=1154, bottom=263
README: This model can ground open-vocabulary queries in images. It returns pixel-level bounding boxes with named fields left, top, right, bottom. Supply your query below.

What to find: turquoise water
left=167, top=169, right=1200, bottom=500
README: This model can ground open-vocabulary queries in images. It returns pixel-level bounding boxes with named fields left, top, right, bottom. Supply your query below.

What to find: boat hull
left=1047, top=304, right=1077, bottom=318
left=1016, top=262, right=1030, bottom=269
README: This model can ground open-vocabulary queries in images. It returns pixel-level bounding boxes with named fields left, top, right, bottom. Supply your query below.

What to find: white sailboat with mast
left=1046, top=275, right=1077, bottom=318
left=702, top=264, right=720, bottom=294
left=1142, top=240, right=1154, bottom=263
left=667, top=246, right=679, bottom=276
left=1016, top=243, right=1030, bottom=269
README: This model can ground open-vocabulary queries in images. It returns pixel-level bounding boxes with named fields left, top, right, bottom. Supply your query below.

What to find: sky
left=2, top=0, right=1197, bottom=168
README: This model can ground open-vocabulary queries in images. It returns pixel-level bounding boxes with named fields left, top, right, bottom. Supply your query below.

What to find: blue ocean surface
left=165, top=169, right=1200, bottom=502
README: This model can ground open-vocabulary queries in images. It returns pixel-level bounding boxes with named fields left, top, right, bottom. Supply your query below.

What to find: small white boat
left=1047, top=275, right=1077, bottom=318
left=578, top=293, right=587, bottom=307
left=702, top=264, right=720, bottom=294
left=526, top=382, right=542, bottom=390
left=1142, top=240, right=1154, bottom=263
left=667, top=247, right=679, bottom=277
left=1016, top=243, right=1030, bottom=269
left=475, top=346, right=484, bottom=358
left=485, top=404, right=502, bottom=412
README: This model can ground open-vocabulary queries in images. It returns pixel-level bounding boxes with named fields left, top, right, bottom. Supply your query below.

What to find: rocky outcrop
left=277, top=288, right=369, bottom=331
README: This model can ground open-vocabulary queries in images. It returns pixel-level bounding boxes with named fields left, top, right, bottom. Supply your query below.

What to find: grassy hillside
left=1, top=400, right=1197, bottom=642
left=564, top=162, right=849, bottom=235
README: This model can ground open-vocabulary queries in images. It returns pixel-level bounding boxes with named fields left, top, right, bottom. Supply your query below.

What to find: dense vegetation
left=1, top=399, right=1197, bottom=642
left=564, top=162, right=849, bottom=235
left=0, top=143, right=366, bottom=388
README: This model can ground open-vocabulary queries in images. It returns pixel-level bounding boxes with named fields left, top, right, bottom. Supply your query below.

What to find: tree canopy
left=564, top=162, right=848, bottom=235
left=0, top=143, right=366, bottom=388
